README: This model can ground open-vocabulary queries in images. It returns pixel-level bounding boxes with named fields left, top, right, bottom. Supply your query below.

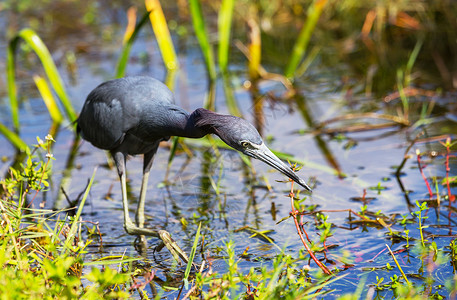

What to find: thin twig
left=395, top=131, right=423, bottom=177
left=319, top=112, right=409, bottom=127
left=313, top=122, right=402, bottom=135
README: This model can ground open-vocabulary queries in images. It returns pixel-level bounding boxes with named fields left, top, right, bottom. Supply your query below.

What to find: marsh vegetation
left=1, top=0, right=457, bottom=298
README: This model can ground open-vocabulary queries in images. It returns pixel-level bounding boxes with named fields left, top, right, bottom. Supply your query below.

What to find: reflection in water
left=249, top=82, right=265, bottom=136
left=1, top=1, right=457, bottom=298
left=294, top=93, right=344, bottom=178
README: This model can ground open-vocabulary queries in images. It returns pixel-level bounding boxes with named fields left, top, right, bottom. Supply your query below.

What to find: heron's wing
left=78, top=76, right=176, bottom=150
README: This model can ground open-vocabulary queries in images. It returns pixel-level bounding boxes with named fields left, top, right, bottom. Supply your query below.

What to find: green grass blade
left=145, top=0, right=179, bottom=71
left=167, top=136, right=180, bottom=167
left=64, top=167, right=97, bottom=250
left=204, top=80, right=216, bottom=111
left=183, top=222, right=201, bottom=289
left=6, top=37, right=20, bottom=132
left=33, top=75, right=64, bottom=124
left=300, top=275, right=345, bottom=298
left=0, top=122, right=29, bottom=152
left=397, top=69, right=409, bottom=119
left=222, top=72, right=241, bottom=117
left=116, top=11, right=151, bottom=78
left=19, top=232, right=52, bottom=239
left=404, top=37, right=424, bottom=86
left=189, top=0, right=217, bottom=81
left=386, top=244, right=411, bottom=286
left=218, top=0, right=234, bottom=73
left=84, top=257, right=140, bottom=266
left=284, top=0, right=327, bottom=79
left=9, top=29, right=77, bottom=122
left=295, top=46, right=320, bottom=78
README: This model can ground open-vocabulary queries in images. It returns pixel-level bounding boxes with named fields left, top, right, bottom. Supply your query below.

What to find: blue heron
left=77, top=76, right=311, bottom=263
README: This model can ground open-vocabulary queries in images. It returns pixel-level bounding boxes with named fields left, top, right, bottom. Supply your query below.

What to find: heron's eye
left=241, top=141, right=250, bottom=148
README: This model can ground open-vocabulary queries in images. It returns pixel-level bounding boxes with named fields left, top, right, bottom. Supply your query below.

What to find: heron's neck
left=173, top=108, right=212, bottom=139
left=181, top=108, right=219, bottom=138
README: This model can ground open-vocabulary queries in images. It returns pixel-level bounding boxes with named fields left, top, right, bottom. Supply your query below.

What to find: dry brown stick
left=383, top=86, right=437, bottom=102
left=314, top=122, right=403, bottom=135
left=319, top=112, right=409, bottom=126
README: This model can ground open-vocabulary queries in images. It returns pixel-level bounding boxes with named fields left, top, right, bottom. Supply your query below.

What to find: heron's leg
left=112, top=152, right=156, bottom=236
left=136, top=172, right=149, bottom=228
left=136, top=146, right=158, bottom=228
left=112, top=151, right=189, bottom=264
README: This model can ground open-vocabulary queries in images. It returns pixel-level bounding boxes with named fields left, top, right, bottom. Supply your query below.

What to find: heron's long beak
left=246, top=143, right=312, bottom=192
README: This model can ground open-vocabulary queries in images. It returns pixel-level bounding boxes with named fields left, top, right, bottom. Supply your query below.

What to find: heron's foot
left=124, top=221, right=159, bottom=237
left=157, top=230, right=189, bottom=264
left=124, top=222, right=188, bottom=264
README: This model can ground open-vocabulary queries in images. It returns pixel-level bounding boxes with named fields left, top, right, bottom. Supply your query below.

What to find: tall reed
left=284, top=0, right=327, bottom=79
left=7, top=28, right=77, bottom=130
left=116, top=10, right=151, bottom=78
left=189, top=0, right=217, bottom=82
left=218, top=0, right=235, bottom=74
left=145, top=0, right=179, bottom=71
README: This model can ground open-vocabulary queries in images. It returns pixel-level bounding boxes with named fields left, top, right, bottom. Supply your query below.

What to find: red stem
left=322, top=240, right=328, bottom=260
left=289, top=180, right=331, bottom=275
left=417, top=151, right=433, bottom=199
left=445, top=139, right=454, bottom=202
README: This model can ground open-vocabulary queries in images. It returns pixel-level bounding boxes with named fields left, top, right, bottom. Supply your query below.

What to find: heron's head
left=194, top=108, right=312, bottom=191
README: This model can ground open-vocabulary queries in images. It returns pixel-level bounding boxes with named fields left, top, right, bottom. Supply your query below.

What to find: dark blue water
left=0, top=3, right=456, bottom=298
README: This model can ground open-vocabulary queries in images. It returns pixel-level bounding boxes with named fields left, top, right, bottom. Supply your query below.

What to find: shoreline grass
left=1, top=0, right=457, bottom=298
